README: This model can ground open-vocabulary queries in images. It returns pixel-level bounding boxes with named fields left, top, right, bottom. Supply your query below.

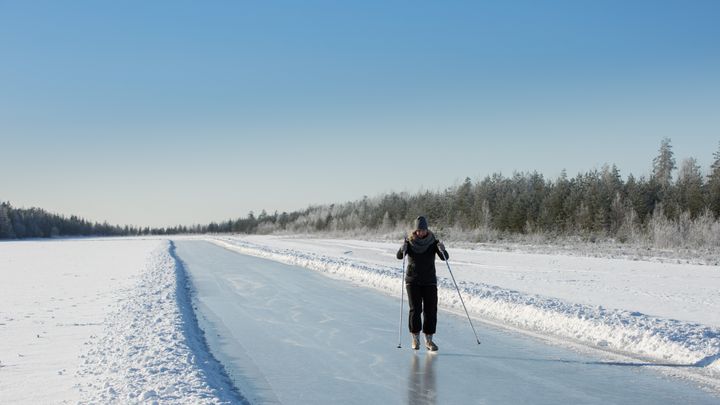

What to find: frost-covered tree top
left=652, top=137, right=676, bottom=189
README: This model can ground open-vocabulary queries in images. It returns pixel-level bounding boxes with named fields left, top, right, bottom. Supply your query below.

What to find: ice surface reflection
left=408, top=353, right=437, bottom=404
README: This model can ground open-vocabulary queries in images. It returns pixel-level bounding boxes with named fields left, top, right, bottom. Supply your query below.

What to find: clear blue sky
left=2, top=1, right=719, bottom=227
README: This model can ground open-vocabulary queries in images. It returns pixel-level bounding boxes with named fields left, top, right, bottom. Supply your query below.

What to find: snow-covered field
left=0, top=238, right=239, bottom=404
left=0, top=238, right=156, bottom=403
left=1, top=235, right=719, bottom=403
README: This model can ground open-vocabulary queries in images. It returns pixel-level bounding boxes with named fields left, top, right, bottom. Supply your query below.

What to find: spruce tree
left=0, top=202, right=15, bottom=239
left=708, top=142, right=720, bottom=217
left=651, top=138, right=677, bottom=219
left=676, top=157, right=705, bottom=218
left=652, top=137, right=676, bottom=191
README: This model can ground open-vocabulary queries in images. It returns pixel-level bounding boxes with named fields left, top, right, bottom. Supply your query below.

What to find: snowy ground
left=0, top=238, right=157, bottom=403
left=1, top=235, right=719, bottom=403
left=210, top=235, right=720, bottom=387
left=0, top=238, right=239, bottom=404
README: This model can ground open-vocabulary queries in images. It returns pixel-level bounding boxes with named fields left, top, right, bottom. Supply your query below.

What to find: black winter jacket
left=396, top=238, right=448, bottom=286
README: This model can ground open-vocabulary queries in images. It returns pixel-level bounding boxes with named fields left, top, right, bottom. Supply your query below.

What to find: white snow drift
left=75, top=240, right=242, bottom=404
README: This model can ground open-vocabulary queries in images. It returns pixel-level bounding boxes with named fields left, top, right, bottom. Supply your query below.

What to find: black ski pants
left=406, top=284, right=437, bottom=335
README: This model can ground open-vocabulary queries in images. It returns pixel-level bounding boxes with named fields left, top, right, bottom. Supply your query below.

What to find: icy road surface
left=175, top=240, right=718, bottom=404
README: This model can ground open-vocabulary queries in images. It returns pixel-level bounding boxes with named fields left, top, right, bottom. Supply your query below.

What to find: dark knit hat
left=414, top=216, right=428, bottom=230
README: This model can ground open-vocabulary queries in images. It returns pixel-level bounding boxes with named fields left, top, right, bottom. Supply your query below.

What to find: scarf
left=408, top=230, right=436, bottom=254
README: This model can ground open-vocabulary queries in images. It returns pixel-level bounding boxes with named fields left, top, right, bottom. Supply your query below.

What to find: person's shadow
left=407, top=353, right=437, bottom=404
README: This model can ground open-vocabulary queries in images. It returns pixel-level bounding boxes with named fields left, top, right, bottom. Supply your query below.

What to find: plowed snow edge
left=76, top=240, right=246, bottom=404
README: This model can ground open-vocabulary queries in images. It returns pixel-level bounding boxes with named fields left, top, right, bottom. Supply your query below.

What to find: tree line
left=209, top=138, right=720, bottom=248
left=2, top=138, right=720, bottom=248
left=0, top=204, right=121, bottom=239
left=0, top=202, right=241, bottom=239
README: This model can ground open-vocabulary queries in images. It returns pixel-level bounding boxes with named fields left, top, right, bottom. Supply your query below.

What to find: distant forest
left=2, top=138, right=720, bottom=248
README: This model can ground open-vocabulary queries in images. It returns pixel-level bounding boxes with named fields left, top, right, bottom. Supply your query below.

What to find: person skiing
left=397, top=216, right=448, bottom=351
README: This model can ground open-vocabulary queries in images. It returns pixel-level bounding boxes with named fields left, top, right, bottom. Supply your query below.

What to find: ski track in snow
left=208, top=236, right=720, bottom=388
left=76, top=241, right=246, bottom=404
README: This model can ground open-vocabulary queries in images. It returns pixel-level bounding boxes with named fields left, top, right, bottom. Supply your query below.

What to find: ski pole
left=440, top=249, right=481, bottom=345
left=397, top=254, right=406, bottom=348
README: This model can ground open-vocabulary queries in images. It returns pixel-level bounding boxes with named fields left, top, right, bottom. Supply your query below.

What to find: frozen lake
left=176, top=240, right=718, bottom=404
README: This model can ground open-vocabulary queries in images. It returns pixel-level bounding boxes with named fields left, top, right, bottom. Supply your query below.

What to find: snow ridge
left=76, top=241, right=246, bottom=404
left=210, top=237, right=720, bottom=374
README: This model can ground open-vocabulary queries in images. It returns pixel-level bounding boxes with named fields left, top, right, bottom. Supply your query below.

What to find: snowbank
left=76, top=241, right=245, bottom=404
left=210, top=236, right=720, bottom=375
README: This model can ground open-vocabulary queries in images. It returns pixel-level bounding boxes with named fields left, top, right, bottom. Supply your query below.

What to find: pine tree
left=649, top=137, right=677, bottom=219
left=0, top=202, right=15, bottom=239
left=540, top=170, right=571, bottom=232
left=652, top=137, right=676, bottom=191
left=708, top=142, right=720, bottom=218
left=597, top=165, right=623, bottom=233
left=453, top=177, right=473, bottom=228
left=676, top=157, right=705, bottom=218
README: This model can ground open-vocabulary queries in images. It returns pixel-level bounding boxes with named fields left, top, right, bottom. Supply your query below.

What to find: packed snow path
left=175, top=241, right=718, bottom=404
